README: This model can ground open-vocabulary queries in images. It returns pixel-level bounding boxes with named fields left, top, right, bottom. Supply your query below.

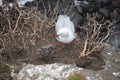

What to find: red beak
left=53, top=34, right=58, bottom=37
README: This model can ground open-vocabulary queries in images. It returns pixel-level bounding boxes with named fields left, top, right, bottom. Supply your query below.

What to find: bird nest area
left=0, top=1, right=116, bottom=78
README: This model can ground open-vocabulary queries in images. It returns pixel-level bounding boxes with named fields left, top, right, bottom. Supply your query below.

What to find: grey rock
left=114, top=16, right=120, bottom=31
left=24, top=1, right=36, bottom=7
left=114, top=23, right=120, bottom=31
left=75, top=6, right=83, bottom=14
left=100, top=0, right=112, bottom=5
left=116, top=15, right=120, bottom=24
left=106, top=32, right=120, bottom=52
left=99, top=8, right=109, bottom=17
left=69, top=10, right=83, bottom=26
left=113, top=0, right=120, bottom=4
left=11, top=63, right=83, bottom=80
left=74, top=0, right=89, bottom=13
left=95, top=13, right=103, bottom=21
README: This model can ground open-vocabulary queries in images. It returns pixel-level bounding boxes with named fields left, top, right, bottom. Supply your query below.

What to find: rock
left=37, top=0, right=63, bottom=14
left=3, top=0, right=14, bottom=3
left=99, top=8, right=109, bottom=18
left=58, top=0, right=72, bottom=15
left=106, top=32, right=120, bottom=52
left=100, top=25, right=108, bottom=33
left=110, top=10, right=119, bottom=19
left=0, top=0, right=2, bottom=6
left=74, top=0, right=89, bottom=13
left=116, top=15, right=120, bottom=24
left=107, top=5, right=114, bottom=12
left=74, top=6, right=83, bottom=14
left=95, top=13, right=103, bottom=21
left=24, top=1, right=36, bottom=7
left=113, top=0, right=120, bottom=4
left=87, top=4, right=97, bottom=12
left=116, top=7, right=120, bottom=14
left=101, top=0, right=112, bottom=5
left=11, top=63, right=83, bottom=80
left=37, top=44, right=55, bottom=61
left=113, top=15, right=120, bottom=31
left=69, top=11, right=84, bottom=26
left=0, top=6, right=2, bottom=12
left=17, top=0, right=35, bottom=7
left=114, top=23, right=120, bottom=31
left=87, top=0, right=102, bottom=13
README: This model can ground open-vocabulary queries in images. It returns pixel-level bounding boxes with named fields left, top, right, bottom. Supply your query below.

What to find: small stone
left=107, top=52, right=112, bottom=55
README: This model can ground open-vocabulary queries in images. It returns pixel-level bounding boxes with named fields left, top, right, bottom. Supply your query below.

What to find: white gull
left=55, top=15, right=76, bottom=43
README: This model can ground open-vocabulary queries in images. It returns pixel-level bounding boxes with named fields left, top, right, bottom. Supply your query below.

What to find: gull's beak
left=54, top=34, right=58, bottom=37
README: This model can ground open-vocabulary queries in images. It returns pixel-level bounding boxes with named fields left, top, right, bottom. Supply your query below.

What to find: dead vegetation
left=79, top=13, right=113, bottom=57
left=0, top=0, right=114, bottom=67
left=0, top=1, right=59, bottom=63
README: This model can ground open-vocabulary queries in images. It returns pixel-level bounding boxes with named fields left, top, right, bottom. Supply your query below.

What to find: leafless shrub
left=0, top=0, right=59, bottom=62
left=79, top=13, right=113, bottom=57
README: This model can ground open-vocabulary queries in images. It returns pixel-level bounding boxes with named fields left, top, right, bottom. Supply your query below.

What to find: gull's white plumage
left=55, top=15, right=76, bottom=43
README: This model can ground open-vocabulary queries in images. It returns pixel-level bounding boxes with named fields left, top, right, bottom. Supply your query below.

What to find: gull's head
left=55, top=28, right=76, bottom=43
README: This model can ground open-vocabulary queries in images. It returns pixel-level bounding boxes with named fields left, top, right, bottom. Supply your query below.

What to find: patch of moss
left=67, top=72, right=86, bottom=80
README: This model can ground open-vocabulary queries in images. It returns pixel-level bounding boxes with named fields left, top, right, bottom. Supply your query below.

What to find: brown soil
left=0, top=27, right=105, bottom=71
